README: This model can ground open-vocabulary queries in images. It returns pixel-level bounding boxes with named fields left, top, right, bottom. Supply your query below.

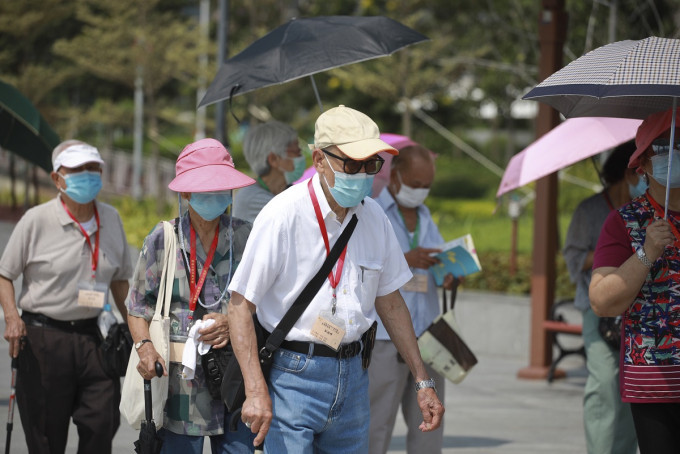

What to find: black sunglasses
left=322, top=148, right=385, bottom=175
left=651, top=138, right=680, bottom=155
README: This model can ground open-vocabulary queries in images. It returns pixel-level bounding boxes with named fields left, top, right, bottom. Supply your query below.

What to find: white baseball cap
left=52, top=144, right=104, bottom=171
left=310, top=105, right=398, bottom=159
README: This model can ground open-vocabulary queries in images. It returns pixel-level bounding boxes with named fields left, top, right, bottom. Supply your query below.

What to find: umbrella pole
left=5, top=357, right=17, bottom=454
left=664, top=97, right=678, bottom=219
left=309, top=75, right=324, bottom=113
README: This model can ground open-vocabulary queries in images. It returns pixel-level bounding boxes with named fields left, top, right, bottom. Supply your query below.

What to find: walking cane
left=5, top=355, right=17, bottom=454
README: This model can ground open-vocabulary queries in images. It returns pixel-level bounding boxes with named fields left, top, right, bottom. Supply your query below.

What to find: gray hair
left=243, top=121, right=298, bottom=177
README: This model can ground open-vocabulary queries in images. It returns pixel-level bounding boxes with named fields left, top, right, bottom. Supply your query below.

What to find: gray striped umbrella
left=524, top=36, right=680, bottom=217
left=523, top=36, right=680, bottom=120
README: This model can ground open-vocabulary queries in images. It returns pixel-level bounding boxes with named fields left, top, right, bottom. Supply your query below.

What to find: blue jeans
left=158, top=410, right=255, bottom=454
left=264, top=346, right=369, bottom=454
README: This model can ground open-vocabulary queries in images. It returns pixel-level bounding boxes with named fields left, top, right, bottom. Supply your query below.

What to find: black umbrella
left=4, top=356, right=17, bottom=454
left=134, top=362, right=164, bottom=454
left=0, top=80, right=60, bottom=172
left=198, top=15, right=428, bottom=111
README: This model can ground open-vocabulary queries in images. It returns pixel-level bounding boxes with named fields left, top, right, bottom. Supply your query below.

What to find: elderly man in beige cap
left=227, top=105, right=444, bottom=452
left=0, top=140, right=133, bottom=454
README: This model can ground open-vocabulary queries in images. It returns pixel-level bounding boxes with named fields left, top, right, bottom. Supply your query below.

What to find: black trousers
left=17, top=324, right=120, bottom=454
left=630, top=402, right=680, bottom=454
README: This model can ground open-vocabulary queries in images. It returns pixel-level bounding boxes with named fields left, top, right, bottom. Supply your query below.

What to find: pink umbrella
left=496, top=117, right=643, bottom=197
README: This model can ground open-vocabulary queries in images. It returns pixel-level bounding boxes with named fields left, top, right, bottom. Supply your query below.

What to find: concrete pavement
left=0, top=220, right=589, bottom=453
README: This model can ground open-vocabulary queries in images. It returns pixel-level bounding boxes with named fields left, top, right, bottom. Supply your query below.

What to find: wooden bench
left=543, top=299, right=586, bottom=383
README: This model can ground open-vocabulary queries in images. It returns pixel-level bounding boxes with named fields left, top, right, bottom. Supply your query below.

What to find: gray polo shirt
left=232, top=183, right=274, bottom=223
left=0, top=197, right=133, bottom=321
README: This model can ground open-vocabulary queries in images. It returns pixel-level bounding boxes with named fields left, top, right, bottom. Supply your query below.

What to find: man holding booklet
left=369, top=138, right=457, bottom=454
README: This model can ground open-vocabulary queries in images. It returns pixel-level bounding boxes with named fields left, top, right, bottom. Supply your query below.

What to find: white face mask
left=393, top=171, right=430, bottom=208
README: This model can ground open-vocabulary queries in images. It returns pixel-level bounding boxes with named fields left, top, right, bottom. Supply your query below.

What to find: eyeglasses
left=651, top=138, right=680, bottom=154
left=322, top=148, right=385, bottom=175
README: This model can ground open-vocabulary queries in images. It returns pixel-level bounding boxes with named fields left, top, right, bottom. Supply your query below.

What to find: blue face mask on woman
left=323, top=155, right=373, bottom=208
left=189, top=191, right=233, bottom=221
left=628, top=176, right=648, bottom=198
left=60, top=171, right=102, bottom=204
left=284, top=156, right=307, bottom=184
left=651, top=151, right=680, bottom=188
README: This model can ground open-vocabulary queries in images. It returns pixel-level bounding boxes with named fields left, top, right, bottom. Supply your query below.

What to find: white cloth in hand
left=181, top=318, right=216, bottom=380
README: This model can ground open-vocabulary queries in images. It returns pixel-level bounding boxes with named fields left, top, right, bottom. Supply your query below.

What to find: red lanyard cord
left=189, top=223, right=220, bottom=314
left=60, top=198, right=99, bottom=279
left=307, top=178, right=347, bottom=299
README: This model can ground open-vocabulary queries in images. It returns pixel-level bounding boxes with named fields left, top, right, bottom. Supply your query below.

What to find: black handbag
left=221, top=213, right=358, bottom=431
left=598, top=316, right=622, bottom=350
left=100, top=323, right=133, bottom=379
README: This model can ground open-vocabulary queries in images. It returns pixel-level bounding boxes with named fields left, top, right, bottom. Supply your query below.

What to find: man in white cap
left=0, top=140, right=133, bottom=454
left=228, top=105, right=444, bottom=452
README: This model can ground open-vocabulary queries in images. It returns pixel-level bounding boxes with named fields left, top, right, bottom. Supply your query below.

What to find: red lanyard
left=189, top=223, right=220, bottom=313
left=307, top=178, right=347, bottom=300
left=646, top=191, right=680, bottom=246
left=60, top=198, right=99, bottom=279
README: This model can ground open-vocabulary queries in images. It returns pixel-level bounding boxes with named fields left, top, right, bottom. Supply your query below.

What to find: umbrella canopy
left=0, top=80, right=60, bottom=172
left=199, top=15, right=428, bottom=109
left=523, top=36, right=680, bottom=120
left=497, top=117, right=642, bottom=197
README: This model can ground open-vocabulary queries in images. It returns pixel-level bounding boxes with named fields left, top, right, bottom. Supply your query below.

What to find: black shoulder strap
left=441, top=281, right=459, bottom=313
left=260, top=213, right=359, bottom=358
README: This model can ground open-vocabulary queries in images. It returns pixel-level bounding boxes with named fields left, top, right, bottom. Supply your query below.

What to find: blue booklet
left=429, top=234, right=482, bottom=286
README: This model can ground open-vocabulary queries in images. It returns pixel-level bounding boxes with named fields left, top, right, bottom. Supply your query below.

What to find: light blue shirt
left=375, top=189, right=443, bottom=340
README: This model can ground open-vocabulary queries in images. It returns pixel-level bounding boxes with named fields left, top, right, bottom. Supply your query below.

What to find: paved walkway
left=0, top=219, right=589, bottom=453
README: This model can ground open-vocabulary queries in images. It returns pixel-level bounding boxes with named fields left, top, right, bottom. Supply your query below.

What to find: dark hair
left=601, top=140, right=636, bottom=187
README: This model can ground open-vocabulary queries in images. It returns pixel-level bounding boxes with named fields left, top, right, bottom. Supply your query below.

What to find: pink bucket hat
left=629, top=107, right=680, bottom=168
left=168, top=138, right=255, bottom=192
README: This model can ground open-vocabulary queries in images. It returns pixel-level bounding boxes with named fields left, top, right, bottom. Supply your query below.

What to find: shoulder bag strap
left=156, top=221, right=176, bottom=318
left=441, top=280, right=459, bottom=314
left=260, top=213, right=359, bottom=359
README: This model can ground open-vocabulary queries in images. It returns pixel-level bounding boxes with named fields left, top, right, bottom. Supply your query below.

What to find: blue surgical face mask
left=189, top=191, right=232, bottom=221
left=284, top=156, right=306, bottom=184
left=323, top=155, right=373, bottom=208
left=628, top=175, right=648, bottom=198
left=59, top=171, right=102, bottom=204
left=651, top=151, right=680, bottom=188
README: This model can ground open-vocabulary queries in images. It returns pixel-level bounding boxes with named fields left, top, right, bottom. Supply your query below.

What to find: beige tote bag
left=120, top=221, right=175, bottom=429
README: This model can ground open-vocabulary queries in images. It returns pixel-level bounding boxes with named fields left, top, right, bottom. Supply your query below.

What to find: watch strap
left=135, top=339, right=152, bottom=350
left=636, top=247, right=653, bottom=269
left=414, top=378, right=436, bottom=393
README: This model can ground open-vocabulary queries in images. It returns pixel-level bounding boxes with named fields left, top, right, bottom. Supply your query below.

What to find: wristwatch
left=414, top=378, right=437, bottom=393
left=134, top=339, right=152, bottom=351
left=636, top=247, right=653, bottom=269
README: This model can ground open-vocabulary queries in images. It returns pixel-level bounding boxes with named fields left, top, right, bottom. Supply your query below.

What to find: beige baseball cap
left=310, top=105, right=398, bottom=159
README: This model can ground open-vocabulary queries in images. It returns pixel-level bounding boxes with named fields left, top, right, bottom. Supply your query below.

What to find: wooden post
left=517, top=0, right=568, bottom=380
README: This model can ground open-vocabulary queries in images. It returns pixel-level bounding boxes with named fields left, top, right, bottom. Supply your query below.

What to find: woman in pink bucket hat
left=125, top=138, right=257, bottom=453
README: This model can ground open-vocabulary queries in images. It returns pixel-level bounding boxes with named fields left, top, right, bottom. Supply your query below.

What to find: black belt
left=280, top=339, right=362, bottom=359
left=22, top=311, right=99, bottom=335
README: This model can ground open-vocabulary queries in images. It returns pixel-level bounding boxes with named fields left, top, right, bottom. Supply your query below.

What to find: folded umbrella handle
left=143, top=362, right=164, bottom=423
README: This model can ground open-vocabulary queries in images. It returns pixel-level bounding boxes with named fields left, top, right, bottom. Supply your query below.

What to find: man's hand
left=200, top=312, right=229, bottom=349
left=416, top=387, right=445, bottom=432
left=136, top=342, right=168, bottom=379
left=4, top=313, right=26, bottom=358
left=404, top=247, right=441, bottom=269
left=442, top=273, right=461, bottom=291
left=241, top=391, right=273, bottom=446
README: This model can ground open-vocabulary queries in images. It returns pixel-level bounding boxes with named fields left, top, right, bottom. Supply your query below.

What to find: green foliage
left=107, top=195, right=175, bottom=249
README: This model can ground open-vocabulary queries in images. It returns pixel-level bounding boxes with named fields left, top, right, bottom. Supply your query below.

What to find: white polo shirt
left=228, top=174, right=412, bottom=343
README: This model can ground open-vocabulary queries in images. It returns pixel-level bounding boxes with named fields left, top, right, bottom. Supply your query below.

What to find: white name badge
left=77, top=281, right=108, bottom=308
left=310, top=311, right=346, bottom=351
left=403, top=274, right=428, bottom=293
